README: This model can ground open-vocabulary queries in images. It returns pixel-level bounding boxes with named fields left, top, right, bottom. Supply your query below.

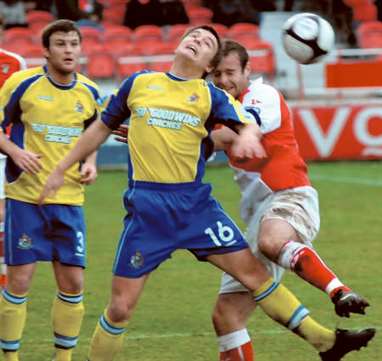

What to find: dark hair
left=41, top=19, right=82, bottom=49
left=220, top=39, right=249, bottom=70
left=182, top=25, right=222, bottom=75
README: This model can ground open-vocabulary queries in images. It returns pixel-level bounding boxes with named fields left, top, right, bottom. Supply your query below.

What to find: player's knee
left=108, top=297, right=133, bottom=323
left=7, top=272, right=32, bottom=294
left=258, top=236, right=282, bottom=262
left=58, top=277, right=84, bottom=294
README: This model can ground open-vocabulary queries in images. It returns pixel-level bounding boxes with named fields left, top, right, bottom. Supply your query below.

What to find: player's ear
left=42, top=46, right=50, bottom=59
left=244, top=61, right=251, bottom=78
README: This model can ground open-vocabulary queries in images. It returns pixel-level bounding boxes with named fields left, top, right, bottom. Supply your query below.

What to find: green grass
left=14, top=161, right=382, bottom=360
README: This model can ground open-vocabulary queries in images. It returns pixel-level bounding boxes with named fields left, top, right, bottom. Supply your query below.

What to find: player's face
left=44, top=31, right=81, bottom=74
left=212, top=52, right=250, bottom=99
left=175, top=28, right=218, bottom=72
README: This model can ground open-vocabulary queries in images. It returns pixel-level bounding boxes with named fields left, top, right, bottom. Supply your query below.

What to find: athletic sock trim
left=99, top=315, right=126, bottom=335
left=254, top=282, right=279, bottom=302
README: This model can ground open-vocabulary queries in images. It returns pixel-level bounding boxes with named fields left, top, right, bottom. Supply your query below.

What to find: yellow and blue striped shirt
left=0, top=66, right=102, bottom=205
left=102, top=71, right=252, bottom=185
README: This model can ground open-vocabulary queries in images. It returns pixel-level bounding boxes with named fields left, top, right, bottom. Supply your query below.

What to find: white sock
left=218, top=329, right=251, bottom=352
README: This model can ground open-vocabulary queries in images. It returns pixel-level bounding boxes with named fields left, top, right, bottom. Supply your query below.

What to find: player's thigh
left=50, top=205, right=87, bottom=267
left=207, top=248, right=270, bottom=291
left=52, top=260, right=84, bottom=294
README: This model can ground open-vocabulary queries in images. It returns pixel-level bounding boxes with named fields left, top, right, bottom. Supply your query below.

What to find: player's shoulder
left=118, top=69, right=156, bottom=93
left=77, top=72, right=99, bottom=90
left=245, top=78, right=282, bottom=105
left=206, top=80, right=233, bottom=100
left=4, top=66, right=43, bottom=88
left=248, top=78, right=279, bottom=97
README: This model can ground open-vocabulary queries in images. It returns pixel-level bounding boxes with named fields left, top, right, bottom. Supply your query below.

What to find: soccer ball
left=282, top=13, right=335, bottom=64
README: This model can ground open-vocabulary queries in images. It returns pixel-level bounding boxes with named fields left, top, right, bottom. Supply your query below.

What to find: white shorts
left=219, top=186, right=320, bottom=294
left=0, top=155, right=5, bottom=200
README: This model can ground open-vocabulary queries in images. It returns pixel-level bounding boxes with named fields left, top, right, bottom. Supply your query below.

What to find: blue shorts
left=4, top=199, right=86, bottom=267
left=113, top=182, right=249, bottom=278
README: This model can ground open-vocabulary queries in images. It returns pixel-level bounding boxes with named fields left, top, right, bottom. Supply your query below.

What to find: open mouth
left=186, top=45, right=197, bottom=55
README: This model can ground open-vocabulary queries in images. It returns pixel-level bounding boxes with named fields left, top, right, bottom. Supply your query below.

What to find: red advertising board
left=291, top=102, right=382, bottom=160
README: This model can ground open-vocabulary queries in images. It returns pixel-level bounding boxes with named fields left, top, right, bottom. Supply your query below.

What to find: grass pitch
left=16, top=161, right=381, bottom=361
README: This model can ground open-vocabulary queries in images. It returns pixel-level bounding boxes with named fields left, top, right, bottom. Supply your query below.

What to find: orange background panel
left=326, top=60, right=382, bottom=88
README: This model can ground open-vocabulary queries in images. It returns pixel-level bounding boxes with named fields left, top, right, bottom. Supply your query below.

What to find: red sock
left=292, top=246, right=349, bottom=296
left=220, top=342, right=254, bottom=361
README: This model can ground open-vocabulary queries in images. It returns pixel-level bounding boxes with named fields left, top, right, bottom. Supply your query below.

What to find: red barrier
left=291, top=102, right=382, bottom=160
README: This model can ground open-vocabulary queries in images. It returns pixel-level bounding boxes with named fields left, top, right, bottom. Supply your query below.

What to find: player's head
left=42, top=19, right=82, bottom=75
left=211, top=40, right=251, bottom=99
left=174, top=25, right=221, bottom=78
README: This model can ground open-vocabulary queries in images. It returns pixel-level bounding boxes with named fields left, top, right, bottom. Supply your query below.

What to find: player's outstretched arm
left=0, top=130, right=42, bottom=173
left=38, top=118, right=112, bottom=204
left=231, top=123, right=266, bottom=159
left=210, top=126, right=238, bottom=151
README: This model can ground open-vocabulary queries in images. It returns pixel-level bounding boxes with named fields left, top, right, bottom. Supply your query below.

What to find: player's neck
left=45, top=63, right=75, bottom=85
left=169, top=59, right=203, bottom=80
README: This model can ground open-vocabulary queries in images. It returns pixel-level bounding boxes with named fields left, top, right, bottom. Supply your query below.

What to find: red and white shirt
left=0, top=48, right=26, bottom=88
left=226, top=78, right=311, bottom=203
left=0, top=49, right=26, bottom=160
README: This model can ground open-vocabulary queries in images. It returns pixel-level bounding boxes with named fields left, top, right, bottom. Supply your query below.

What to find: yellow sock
left=88, top=310, right=128, bottom=361
left=297, top=316, right=335, bottom=352
left=52, top=291, right=85, bottom=361
left=254, top=278, right=335, bottom=351
left=3, top=351, right=19, bottom=361
left=0, top=289, right=27, bottom=357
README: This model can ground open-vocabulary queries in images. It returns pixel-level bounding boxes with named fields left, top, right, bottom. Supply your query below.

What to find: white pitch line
left=310, top=174, right=382, bottom=187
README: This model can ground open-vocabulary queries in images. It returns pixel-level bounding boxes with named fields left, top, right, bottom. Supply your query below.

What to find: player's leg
left=0, top=263, right=35, bottom=361
left=87, top=274, right=148, bottom=361
left=49, top=204, right=88, bottom=361
left=52, top=262, right=84, bottom=361
left=0, top=199, right=42, bottom=361
left=212, top=292, right=256, bottom=361
left=257, top=188, right=369, bottom=317
left=209, top=252, right=375, bottom=360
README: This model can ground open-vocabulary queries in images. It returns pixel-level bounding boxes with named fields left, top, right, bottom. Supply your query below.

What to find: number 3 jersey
left=0, top=66, right=102, bottom=205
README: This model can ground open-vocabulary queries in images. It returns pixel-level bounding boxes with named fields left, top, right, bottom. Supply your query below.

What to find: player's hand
left=12, top=148, right=42, bottom=174
left=80, top=163, right=97, bottom=185
left=38, top=168, right=64, bottom=204
left=231, top=131, right=267, bottom=159
left=112, top=124, right=129, bottom=144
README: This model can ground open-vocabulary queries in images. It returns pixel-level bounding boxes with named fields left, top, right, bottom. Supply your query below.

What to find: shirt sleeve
left=207, top=82, right=253, bottom=131
left=243, top=83, right=282, bottom=134
left=101, top=72, right=142, bottom=130
left=0, top=72, right=29, bottom=129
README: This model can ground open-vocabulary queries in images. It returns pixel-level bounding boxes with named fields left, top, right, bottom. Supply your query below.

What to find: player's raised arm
left=39, top=118, right=111, bottom=203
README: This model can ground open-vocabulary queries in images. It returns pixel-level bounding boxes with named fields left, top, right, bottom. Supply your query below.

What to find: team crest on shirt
left=18, top=233, right=32, bottom=250
left=135, top=107, right=146, bottom=117
left=130, top=251, right=144, bottom=269
left=75, top=101, right=84, bottom=113
left=187, top=93, right=199, bottom=103
left=1, top=64, right=9, bottom=74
